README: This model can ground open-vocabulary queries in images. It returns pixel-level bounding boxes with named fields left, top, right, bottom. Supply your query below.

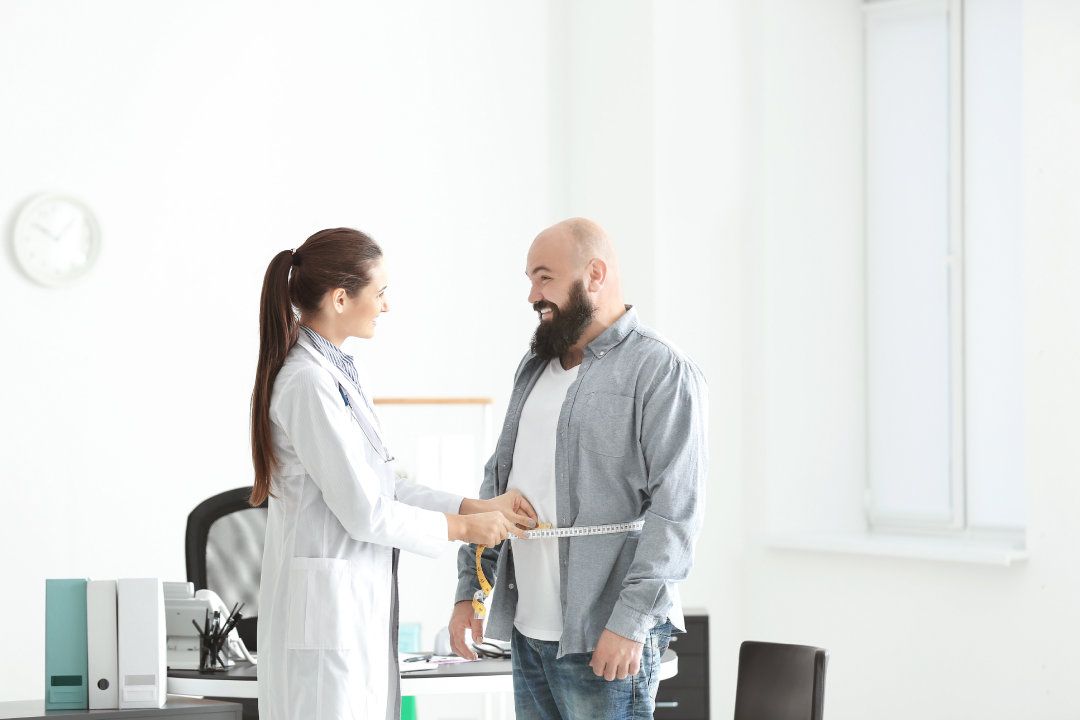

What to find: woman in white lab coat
left=250, top=228, right=534, bottom=720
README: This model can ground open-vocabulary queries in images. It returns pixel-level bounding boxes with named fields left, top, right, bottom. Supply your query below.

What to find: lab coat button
left=508, top=583, right=515, bottom=590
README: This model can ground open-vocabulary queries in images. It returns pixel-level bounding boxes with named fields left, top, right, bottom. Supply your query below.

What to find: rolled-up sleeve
left=605, top=359, right=708, bottom=642
left=395, top=474, right=465, bottom=516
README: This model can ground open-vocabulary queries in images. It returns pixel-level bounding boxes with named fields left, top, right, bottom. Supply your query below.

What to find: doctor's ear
left=331, top=288, right=348, bottom=313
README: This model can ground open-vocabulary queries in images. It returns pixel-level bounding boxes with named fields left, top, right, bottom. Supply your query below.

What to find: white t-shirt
left=506, top=357, right=579, bottom=641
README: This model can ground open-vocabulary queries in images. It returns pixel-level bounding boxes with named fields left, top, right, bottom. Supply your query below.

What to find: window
left=864, top=0, right=1024, bottom=536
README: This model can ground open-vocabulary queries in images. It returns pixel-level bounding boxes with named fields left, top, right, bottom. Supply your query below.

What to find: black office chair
left=185, top=486, right=268, bottom=653
left=733, top=641, right=829, bottom=720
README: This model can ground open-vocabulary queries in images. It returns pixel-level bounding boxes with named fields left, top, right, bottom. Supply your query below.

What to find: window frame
left=862, top=0, right=1024, bottom=541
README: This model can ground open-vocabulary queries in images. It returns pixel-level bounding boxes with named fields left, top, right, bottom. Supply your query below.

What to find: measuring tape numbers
left=472, top=519, right=645, bottom=619
left=521, top=519, right=645, bottom=539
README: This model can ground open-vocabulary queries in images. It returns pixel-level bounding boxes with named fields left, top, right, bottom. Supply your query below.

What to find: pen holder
left=195, top=604, right=245, bottom=673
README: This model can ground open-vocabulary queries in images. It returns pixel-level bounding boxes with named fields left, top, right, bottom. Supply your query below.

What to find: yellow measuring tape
left=472, top=523, right=553, bottom=619
left=472, top=544, right=492, bottom=618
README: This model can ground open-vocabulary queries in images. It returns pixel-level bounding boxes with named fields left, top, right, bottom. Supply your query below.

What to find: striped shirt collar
left=299, top=325, right=369, bottom=408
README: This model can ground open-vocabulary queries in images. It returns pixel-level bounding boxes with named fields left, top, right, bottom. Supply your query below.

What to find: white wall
left=742, top=0, right=868, bottom=539
left=547, top=0, right=657, bottom=323
left=0, top=0, right=548, bottom=703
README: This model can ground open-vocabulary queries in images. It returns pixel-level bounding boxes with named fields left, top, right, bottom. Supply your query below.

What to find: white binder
left=117, top=578, right=166, bottom=709
left=86, top=580, right=119, bottom=709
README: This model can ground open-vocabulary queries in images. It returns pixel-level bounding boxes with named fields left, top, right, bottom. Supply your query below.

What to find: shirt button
left=599, top=351, right=605, bottom=356
left=508, top=583, right=515, bottom=590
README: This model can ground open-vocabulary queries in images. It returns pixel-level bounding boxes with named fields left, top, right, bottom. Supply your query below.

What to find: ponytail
left=249, top=228, right=383, bottom=507
left=250, top=250, right=299, bottom=506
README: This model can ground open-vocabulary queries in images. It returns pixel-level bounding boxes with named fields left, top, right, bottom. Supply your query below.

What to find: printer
left=163, top=582, right=255, bottom=669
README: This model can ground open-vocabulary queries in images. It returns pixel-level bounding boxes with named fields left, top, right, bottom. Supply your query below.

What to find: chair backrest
left=185, top=487, right=267, bottom=651
left=733, top=640, right=829, bottom=720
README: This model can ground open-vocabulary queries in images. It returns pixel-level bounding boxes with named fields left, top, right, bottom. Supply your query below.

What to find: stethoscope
left=297, top=338, right=396, bottom=464
left=341, top=384, right=396, bottom=464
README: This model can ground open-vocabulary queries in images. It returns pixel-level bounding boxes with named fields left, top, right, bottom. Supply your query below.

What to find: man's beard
left=530, top=280, right=597, bottom=361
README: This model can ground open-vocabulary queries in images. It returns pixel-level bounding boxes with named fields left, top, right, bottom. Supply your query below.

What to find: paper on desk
left=431, top=656, right=471, bottom=664
left=400, top=660, right=438, bottom=673
left=398, top=655, right=473, bottom=673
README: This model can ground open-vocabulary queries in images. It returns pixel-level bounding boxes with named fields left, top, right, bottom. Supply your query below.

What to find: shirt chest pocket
left=577, top=392, right=636, bottom=458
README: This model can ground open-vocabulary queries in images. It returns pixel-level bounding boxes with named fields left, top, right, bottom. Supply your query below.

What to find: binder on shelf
left=44, top=578, right=89, bottom=710
left=117, top=578, right=166, bottom=709
left=87, top=579, right=119, bottom=709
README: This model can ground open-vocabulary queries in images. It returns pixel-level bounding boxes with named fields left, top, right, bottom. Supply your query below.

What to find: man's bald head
left=525, top=217, right=627, bottom=362
left=541, top=217, right=619, bottom=272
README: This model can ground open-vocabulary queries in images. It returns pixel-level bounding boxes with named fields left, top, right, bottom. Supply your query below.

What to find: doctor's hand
left=589, top=629, right=645, bottom=681
left=446, top=511, right=528, bottom=547
left=486, top=489, right=538, bottom=527
left=459, top=490, right=538, bottom=529
left=449, top=600, right=483, bottom=660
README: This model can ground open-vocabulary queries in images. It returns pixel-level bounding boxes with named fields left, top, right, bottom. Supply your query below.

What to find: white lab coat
left=257, top=333, right=464, bottom=720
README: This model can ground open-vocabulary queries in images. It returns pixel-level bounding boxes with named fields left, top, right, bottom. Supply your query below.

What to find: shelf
left=763, top=531, right=1027, bottom=566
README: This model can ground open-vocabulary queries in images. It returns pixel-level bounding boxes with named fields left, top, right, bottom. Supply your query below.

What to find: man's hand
left=589, top=629, right=644, bottom=681
left=449, top=600, right=484, bottom=660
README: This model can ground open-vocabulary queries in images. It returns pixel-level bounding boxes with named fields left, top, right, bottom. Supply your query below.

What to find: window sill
left=763, top=531, right=1027, bottom=566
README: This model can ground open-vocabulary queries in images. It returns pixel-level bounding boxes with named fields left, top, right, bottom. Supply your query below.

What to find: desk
left=0, top=696, right=241, bottom=720
left=167, top=650, right=679, bottom=699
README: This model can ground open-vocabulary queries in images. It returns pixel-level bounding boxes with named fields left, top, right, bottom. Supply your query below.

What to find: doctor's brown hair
left=249, top=228, right=383, bottom=506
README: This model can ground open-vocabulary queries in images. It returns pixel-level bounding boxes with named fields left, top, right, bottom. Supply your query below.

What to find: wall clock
left=13, top=193, right=102, bottom=287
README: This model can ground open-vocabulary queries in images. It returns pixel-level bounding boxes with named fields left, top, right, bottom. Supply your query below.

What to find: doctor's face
left=345, top=259, right=389, bottom=340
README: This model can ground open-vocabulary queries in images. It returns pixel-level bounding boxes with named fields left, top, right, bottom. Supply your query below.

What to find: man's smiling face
left=526, top=228, right=577, bottom=319
left=525, top=228, right=597, bottom=360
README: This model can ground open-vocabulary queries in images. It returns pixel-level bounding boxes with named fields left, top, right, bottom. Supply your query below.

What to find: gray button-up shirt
left=455, top=306, right=708, bottom=656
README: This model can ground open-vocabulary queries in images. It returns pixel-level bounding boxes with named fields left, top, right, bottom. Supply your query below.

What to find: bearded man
left=447, top=218, right=708, bottom=720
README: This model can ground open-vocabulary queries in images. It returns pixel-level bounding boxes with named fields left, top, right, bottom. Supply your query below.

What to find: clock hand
left=53, top=214, right=81, bottom=243
left=32, top=222, right=58, bottom=240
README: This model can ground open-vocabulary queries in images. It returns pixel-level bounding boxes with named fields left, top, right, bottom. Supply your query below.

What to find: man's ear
left=586, top=259, right=608, bottom=293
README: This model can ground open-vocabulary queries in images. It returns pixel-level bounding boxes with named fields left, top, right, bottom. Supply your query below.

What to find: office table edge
left=0, top=696, right=242, bottom=719
left=165, top=651, right=679, bottom=698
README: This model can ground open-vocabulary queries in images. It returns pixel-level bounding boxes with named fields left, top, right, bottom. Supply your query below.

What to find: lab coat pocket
left=578, top=392, right=636, bottom=458
left=286, top=557, right=357, bottom=650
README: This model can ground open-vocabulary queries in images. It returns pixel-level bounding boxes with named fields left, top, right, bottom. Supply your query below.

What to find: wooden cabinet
left=656, top=613, right=709, bottom=719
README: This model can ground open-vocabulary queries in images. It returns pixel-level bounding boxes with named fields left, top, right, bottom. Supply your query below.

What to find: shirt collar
left=299, top=326, right=361, bottom=382
left=585, top=305, right=638, bottom=359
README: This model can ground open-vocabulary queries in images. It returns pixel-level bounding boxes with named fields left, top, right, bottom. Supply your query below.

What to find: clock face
left=14, top=194, right=101, bottom=287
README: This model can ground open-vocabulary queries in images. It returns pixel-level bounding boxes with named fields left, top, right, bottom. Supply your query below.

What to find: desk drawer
left=670, top=623, right=707, bottom=656
left=654, top=687, right=708, bottom=720
left=658, top=659, right=706, bottom=688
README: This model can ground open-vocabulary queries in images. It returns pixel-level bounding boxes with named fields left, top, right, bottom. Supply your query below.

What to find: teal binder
left=45, top=578, right=89, bottom=710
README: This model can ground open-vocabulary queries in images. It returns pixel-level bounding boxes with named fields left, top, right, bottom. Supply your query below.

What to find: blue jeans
left=511, top=622, right=673, bottom=720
